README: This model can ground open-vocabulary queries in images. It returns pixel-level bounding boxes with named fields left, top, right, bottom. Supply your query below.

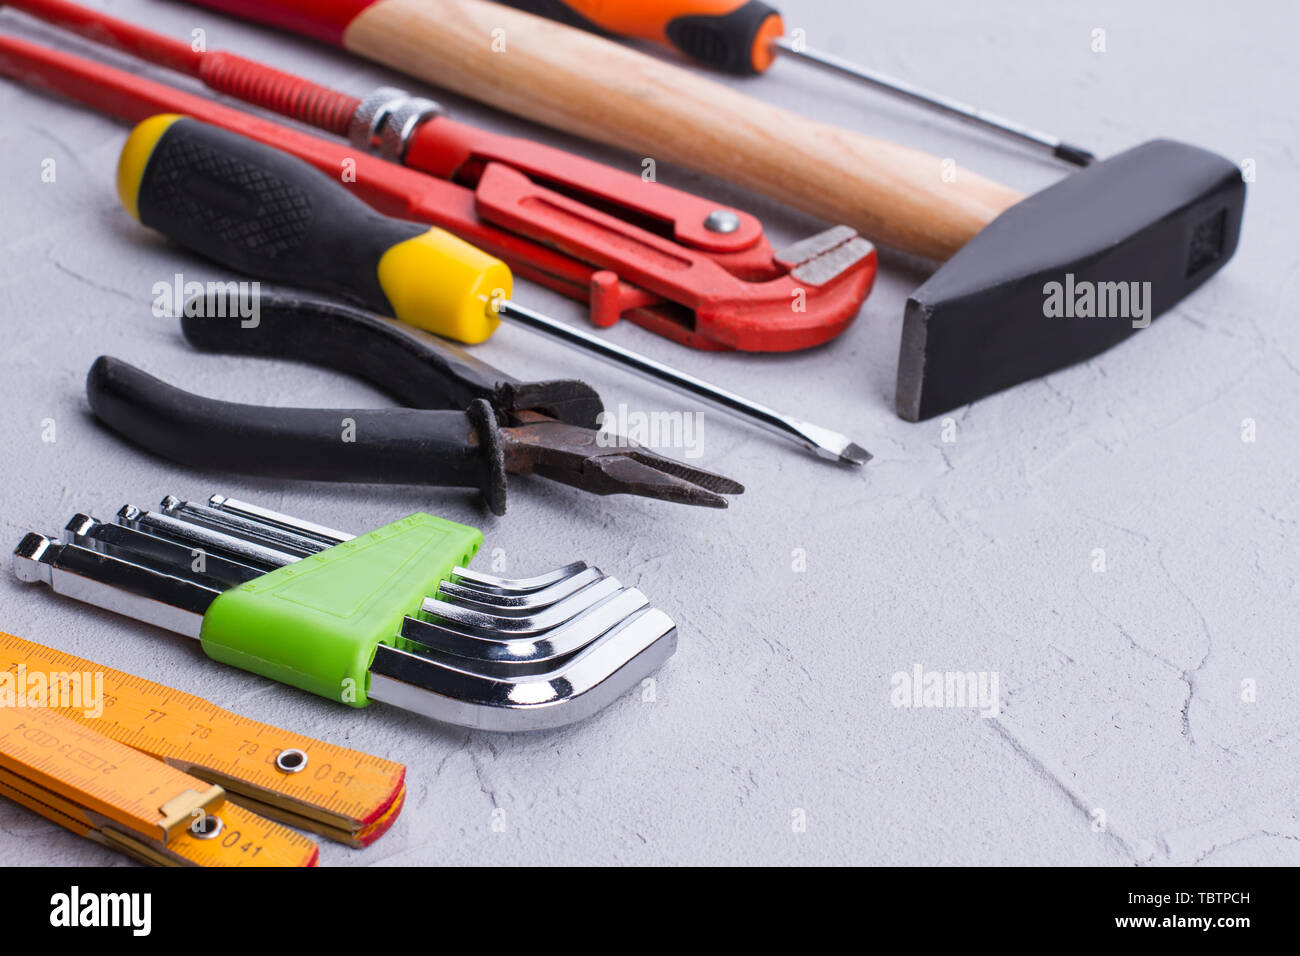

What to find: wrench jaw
left=476, top=163, right=877, bottom=352
left=627, top=227, right=879, bottom=352
left=12, top=495, right=678, bottom=733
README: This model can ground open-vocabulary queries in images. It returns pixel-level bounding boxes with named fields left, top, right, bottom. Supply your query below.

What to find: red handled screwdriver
left=494, top=0, right=1095, bottom=166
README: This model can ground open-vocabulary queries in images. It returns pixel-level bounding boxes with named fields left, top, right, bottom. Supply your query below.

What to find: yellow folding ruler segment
left=0, top=631, right=406, bottom=847
left=0, top=703, right=318, bottom=866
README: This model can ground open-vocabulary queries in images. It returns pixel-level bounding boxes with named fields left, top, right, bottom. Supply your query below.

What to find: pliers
left=86, top=293, right=744, bottom=514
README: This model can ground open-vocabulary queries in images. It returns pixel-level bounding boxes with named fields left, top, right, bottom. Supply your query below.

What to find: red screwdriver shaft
left=8, top=0, right=361, bottom=133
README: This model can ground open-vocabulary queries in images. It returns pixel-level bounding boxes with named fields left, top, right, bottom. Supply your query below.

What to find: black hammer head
left=896, top=139, right=1246, bottom=421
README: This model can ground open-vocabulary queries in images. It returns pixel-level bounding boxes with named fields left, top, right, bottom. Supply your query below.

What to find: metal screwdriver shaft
left=771, top=38, right=1095, bottom=167
left=495, top=299, right=871, bottom=465
left=490, top=1, right=1095, bottom=168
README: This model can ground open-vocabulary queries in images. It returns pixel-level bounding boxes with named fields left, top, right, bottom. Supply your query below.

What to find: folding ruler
left=0, top=632, right=406, bottom=864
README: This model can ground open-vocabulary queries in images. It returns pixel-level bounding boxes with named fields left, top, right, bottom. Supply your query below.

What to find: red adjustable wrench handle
left=0, top=37, right=575, bottom=276
left=8, top=0, right=763, bottom=257
left=0, top=28, right=873, bottom=349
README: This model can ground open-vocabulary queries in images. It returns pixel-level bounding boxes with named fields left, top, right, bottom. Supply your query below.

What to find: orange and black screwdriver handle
left=498, top=0, right=784, bottom=74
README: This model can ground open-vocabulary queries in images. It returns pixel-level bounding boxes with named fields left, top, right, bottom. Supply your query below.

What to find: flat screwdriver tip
left=794, top=421, right=872, bottom=466
left=841, top=443, right=873, bottom=466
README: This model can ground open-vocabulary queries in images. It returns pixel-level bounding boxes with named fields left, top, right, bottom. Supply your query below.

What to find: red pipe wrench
left=0, top=1, right=876, bottom=351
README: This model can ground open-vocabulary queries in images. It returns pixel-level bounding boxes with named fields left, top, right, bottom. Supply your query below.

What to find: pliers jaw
left=493, top=379, right=603, bottom=430
left=499, top=414, right=745, bottom=509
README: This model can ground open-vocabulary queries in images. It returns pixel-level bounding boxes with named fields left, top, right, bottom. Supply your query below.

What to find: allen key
left=13, top=494, right=677, bottom=732
left=13, top=533, right=217, bottom=638
left=404, top=589, right=652, bottom=665
left=435, top=567, right=606, bottom=612
left=448, top=564, right=592, bottom=596
left=419, top=578, right=624, bottom=636
left=61, top=513, right=265, bottom=591
left=195, top=496, right=601, bottom=607
left=118, top=505, right=303, bottom=570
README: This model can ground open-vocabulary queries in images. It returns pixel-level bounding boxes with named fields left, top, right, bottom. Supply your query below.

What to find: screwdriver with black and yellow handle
left=493, top=0, right=1094, bottom=166
left=116, top=114, right=869, bottom=464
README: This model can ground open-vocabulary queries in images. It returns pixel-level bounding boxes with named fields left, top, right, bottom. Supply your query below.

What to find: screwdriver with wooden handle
left=116, top=114, right=869, bottom=464
left=185, top=0, right=1024, bottom=261
left=493, top=0, right=1095, bottom=166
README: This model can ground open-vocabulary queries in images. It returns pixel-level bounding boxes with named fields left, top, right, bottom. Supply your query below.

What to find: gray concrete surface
left=0, top=0, right=1295, bottom=866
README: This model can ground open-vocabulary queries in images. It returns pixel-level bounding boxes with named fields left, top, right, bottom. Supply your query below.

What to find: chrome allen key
left=14, top=495, right=676, bottom=731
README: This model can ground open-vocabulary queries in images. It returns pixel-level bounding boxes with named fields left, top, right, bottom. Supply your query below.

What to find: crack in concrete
left=49, top=256, right=139, bottom=304
left=1188, top=829, right=1300, bottom=865
left=1155, top=547, right=1214, bottom=747
left=467, top=745, right=500, bottom=810
left=987, top=716, right=1144, bottom=862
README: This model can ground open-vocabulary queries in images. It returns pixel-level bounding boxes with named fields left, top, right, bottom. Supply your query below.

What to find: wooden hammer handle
left=344, top=0, right=1024, bottom=260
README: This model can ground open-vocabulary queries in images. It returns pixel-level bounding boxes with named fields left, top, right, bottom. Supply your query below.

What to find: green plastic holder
left=199, top=512, right=482, bottom=706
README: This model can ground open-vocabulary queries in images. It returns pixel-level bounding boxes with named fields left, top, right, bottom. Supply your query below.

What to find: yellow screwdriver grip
left=118, top=115, right=511, bottom=344
left=377, top=229, right=509, bottom=343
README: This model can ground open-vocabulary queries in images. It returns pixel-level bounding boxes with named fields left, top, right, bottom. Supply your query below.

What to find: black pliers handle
left=178, top=292, right=605, bottom=430
left=87, top=294, right=742, bottom=514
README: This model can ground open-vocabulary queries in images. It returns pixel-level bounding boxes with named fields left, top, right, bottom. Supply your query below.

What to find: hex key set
left=15, top=495, right=677, bottom=732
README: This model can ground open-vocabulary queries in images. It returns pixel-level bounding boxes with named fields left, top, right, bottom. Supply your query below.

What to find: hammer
left=183, top=0, right=1246, bottom=420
